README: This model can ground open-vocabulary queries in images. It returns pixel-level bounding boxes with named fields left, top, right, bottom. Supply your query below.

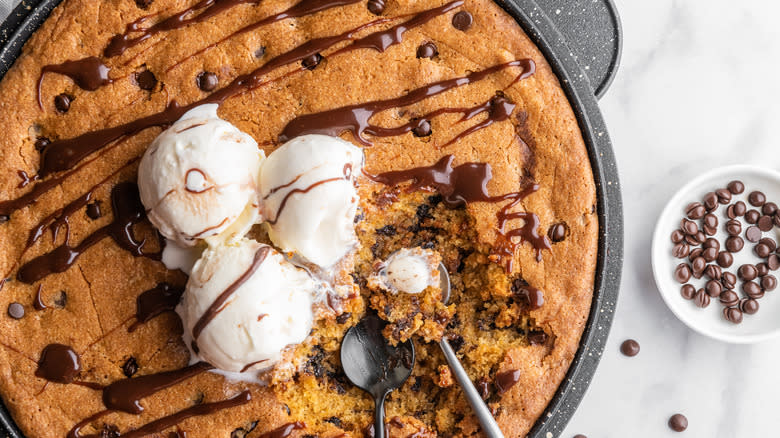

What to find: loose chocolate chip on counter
left=759, top=215, right=774, bottom=232
left=725, top=219, right=742, bottom=236
left=715, top=188, right=732, bottom=204
left=7, top=303, right=24, bottom=319
left=763, top=202, right=779, bottom=216
left=703, top=192, right=719, bottom=211
left=54, top=93, right=72, bottom=113
left=705, top=279, right=722, bottom=298
left=196, top=71, right=218, bottom=91
left=620, top=339, right=640, bottom=357
left=755, top=243, right=772, bottom=258
left=674, top=264, right=692, bottom=284
left=135, top=69, right=158, bottom=90
left=704, top=264, right=722, bottom=281
left=728, top=180, right=745, bottom=194
left=726, top=236, right=744, bottom=253
left=740, top=298, right=760, bottom=315
left=719, top=289, right=739, bottom=307
left=135, top=0, right=153, bottom=8
left=749, top=191, right=767, bottom=207
left=688, top=248, right=703, bottom=261
left=669, top=414, right=688, bottom=432
left=367, top=0, right=385, bottom=15
left=723, top=307, right=743, bottom=324
left=745, top=209, right=760, bottom=224
left=412, top=119, right=432, bottom=137
left=548, top=223, right=568, bottom=243
left=686, top=202, right=705, bottom=219
left=673, top=242, right=689, bottom=258
left=416, top=42, right=439, bottom=59
left=694, top=289, right=710, bottom=308
left=702, top=213, right=718, bottom=235
left=746, top=226, right=762, bottom=243
left=452, top=11, right=473, bottom=31
left=738, top=264, right=758, bottom=281
left=743, top=281, right=764, bottom=299
left=717, top=251, right=733, bottom=268
left=681, top=284, right=696, bottom=300
left=760, top=237, right=778, bottom=252
left=86, top=202, right=101, bottom=220
left=691, top=257, right=706, bottom=279
left=768, top=254, right=780, bottom=271
left=722, top=272, right=737, bottom=289
left=34, top=137, right=50, bottom=152
left=702, top=247, right=717, bottom=262
left=302, top=53, right=323, bottom=70
left=761, top=275, right=777, bottom=292
left=703, top=238, right=719, bottom=251
left=122, top=356, right=138, bottom=377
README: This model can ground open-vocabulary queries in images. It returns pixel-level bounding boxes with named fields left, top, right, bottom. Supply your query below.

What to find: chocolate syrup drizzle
left=37, top=57, right=112, bottom=109
left=279, top=59, right=534, bottom=144
left=366, top=155, right=550, bottom=269
left=128, top=282, right=185, bottom=332
left=265, top=163, right=354, bottom=225
left=191, top=246, right=270, bottom=342
left=259, top=422, right=306, bottom=438
left=17, top=182, right=159, bottom=284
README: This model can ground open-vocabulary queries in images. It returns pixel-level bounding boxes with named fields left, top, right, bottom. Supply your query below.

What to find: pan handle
left=530, top=0, right=622, bottom=99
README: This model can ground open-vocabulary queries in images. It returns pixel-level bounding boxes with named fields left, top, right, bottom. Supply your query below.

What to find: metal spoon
left=437, top=263, right=505, bottom=437
left=341, top=311, right=415, bottom=438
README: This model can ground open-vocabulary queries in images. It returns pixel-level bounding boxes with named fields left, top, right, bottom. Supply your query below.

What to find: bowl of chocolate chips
left=652, top=165, right=780, bottom=343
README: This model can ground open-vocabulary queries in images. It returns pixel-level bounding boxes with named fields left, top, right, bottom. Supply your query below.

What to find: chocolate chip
left=689, top=248, right=703, bottom=262
left=122, top=357, right=138, bottom=377
left=722, top=272, right=737, bottom=289
left=705, top=279, right=722, bottom=298
left=702, top=247, right=717, bottom=262
left=759, top=215, right=774, bottom=232
left=685, top=202, right=705, bottom=219
left=336, top=312, right=351, bottom=324
left=135, top=0, right=152, bottom=9
left=54, top=93, right=72, bottom=113
left=768, top=254, right=780, bottom=270
left=757, top=262, right=770, bottom=277
left=196, top=71, right=218, bottom=91
left=740, top=298, right=759, bottom=315
left=703, top=192, right=718, bottom=211
left=738, top=264, right=758, bottom=281
left=774, top=212, right=780, bottom=228
left=672, top=243, right=689, bottom=258
left=755, top=243, right=771, bottom=258
left=0, top=215, right=8, bottom=224
left=727, top=180, right=745, bottom=194
left=34, top=137, right=50, bottom=152
left=743, top=281, right=763, bottom=299
left=704, top=264, right=722, bottom=280
left=763, top=202, right=779, bottom=216
left=452, top=11, right=473, bottom=31
left=680, top=218, right=698, bottom=235
left=7, top=303, right=24, bottom=319
left=376, top=225, right=396, bottom=236
left=302, top=53, right=323, bottom=70
left=527, top=330, right=547, bottom=345
left=416, top=42, right=438, bottom=59
left=669, top=414, right=688, bottom=432
left=680, top=284, right=696, bottom=300
left=324, top=417, right=343, bottom=428
left=53, top=291, right=67, bottom=308
left=694, top=289, right=710, bottom=308
left=548, top=223, right=567, bottom=243
left=715, top=188, right=732, bottom=204
left=254, top=46, right=266, bottom=58
left=749, top=191, right=766, bottom=207
left=760, top=237, right=777, bottom=252
left=717, top=251, right=733, bottom=268
left=703, top=238, right=719, bottom=251
left=726, top=236, right=744, bottom=253
left=135, top=70, right=157, bottom=90
left=684, top=234, right=699, bottom=246
left=702, top=213, right=718, bottom=235
left=691, top=257, right=706, bottom=279
left=746, top=226, right=762, bottom=243
left=734, top=201, right=747, bottom=217
left=761, top=275, right=777, bottom=292
left=367, top=0, right=385, bottom=15
left=671, top=230, right=684, bottom=243
left=411, top=119, right=432, bottom=137
left=86, top=202, right=101, bottom=220
left=719, top=289, right=738, bottom=307
left=693, top=231, right=706, bottom=245
left=723, top=306, right=743, bottom=324
left=620, top=339, right=640, bottom=357
left=745, top=209, right=760, bottom=224
left=725, top=219, right=741, bottom=236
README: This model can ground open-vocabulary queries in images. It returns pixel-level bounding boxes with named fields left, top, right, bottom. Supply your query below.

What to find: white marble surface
left=562, top=0, right=780, bottom=437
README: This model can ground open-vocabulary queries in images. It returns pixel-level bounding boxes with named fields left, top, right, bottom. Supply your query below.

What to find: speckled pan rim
left=0, top=1, right=624, bottom=437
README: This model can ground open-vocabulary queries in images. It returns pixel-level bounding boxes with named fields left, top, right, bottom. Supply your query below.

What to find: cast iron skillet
left=0, top=0, right=624, bottom=436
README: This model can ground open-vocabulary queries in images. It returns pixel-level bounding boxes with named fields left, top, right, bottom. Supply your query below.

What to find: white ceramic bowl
left=651, top=165, right=780, bottom=344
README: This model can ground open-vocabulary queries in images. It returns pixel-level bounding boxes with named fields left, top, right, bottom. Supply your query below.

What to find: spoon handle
left=439, top=338, right=505, bottom=438
left=374, top=393, right=387, bottom=438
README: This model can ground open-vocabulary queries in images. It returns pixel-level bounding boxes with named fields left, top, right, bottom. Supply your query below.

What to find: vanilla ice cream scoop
left=138, top=104, right=263, bottom=247
left=370, top=248, right=440, bottom=294
left=177, top=239, right=320, bottom=375
left=259, top=135, right=363, bottom=267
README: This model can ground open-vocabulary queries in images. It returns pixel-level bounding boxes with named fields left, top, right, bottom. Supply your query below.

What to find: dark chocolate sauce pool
left=128, top=282, right=185, bottom=332
left=35, top=344, right=81, bottom=384
left=37, top=57, right=112, bottom=109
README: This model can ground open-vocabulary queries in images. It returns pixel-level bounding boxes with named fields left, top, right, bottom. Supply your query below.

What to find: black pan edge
left=0, top=1, right=624, bottom=437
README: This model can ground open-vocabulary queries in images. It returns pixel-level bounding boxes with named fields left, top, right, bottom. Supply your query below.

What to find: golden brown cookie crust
left=0, top=0, right=597, bottom=437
